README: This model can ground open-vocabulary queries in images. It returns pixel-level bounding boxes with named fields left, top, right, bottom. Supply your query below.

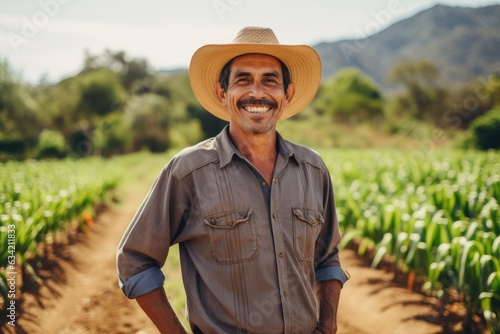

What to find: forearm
left=136, top=287, right=188, bottom=334
left=315, top=279, right=342, bottom=334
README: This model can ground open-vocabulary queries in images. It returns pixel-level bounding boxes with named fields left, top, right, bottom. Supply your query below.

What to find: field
left=0, top=157, right=123, bottom=301
left=1, top=149, right=499, bottom=333
left=323, top=148, right=500, bottom=332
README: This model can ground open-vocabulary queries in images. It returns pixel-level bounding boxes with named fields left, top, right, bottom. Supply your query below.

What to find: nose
left=248, top=81, right=266, bottom=99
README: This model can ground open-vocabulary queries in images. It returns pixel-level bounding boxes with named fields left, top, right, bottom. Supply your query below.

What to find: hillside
left=314, top=4, right=500, bottom=91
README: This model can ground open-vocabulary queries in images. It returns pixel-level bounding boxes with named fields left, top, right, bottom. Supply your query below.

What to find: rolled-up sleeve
left=120, top=267, right=165, bottom=298
left=116, top=161, right=190, bottom=299
left=315, top=265, right=349, bottom=287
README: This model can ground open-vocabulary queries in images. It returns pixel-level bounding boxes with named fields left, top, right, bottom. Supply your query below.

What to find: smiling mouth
left=238, top=98, right=277, bottom=114
left=243, top=105, right=272, bottom=114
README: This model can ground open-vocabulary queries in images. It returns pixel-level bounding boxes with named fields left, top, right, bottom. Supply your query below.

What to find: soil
left=0, top=186, right=489, bottom=334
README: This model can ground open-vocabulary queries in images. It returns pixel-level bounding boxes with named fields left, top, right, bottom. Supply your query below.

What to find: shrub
left=314, top=68, right=384, bottom=124
left=36, top=129, right=67, bottom=159
left=470, top=108, right=500, bottom=150
left=125, top=94, right=171, bottom=152
left=93, top=113, right=132, bottom=157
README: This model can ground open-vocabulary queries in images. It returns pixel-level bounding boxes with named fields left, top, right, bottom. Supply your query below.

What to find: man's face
left=217, top=53, right=294, bottom=135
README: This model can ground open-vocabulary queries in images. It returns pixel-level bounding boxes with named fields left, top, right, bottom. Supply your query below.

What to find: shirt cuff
left=120, top=267, right=165, bottom=299
left=315, top=265, right=348, bottom=287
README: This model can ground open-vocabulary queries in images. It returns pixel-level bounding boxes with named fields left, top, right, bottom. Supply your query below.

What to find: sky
left=1, top=0, right=499, bottom=84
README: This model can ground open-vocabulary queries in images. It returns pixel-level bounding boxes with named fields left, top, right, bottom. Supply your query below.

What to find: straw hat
left=189, top=26, right=322, bottom=121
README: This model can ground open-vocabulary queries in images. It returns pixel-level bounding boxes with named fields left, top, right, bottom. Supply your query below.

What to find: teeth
left=244, top=106, right=271, bottom=113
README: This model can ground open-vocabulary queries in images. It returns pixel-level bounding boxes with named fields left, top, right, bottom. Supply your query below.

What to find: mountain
left=313, top=4, right=500, bottom=92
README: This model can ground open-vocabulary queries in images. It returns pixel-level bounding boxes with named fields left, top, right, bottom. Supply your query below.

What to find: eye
left=264, top=77, right=279, bottom=84
left=235, top=77, right=250, bottom=84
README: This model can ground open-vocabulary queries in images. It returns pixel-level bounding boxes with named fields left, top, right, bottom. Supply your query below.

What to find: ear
left=215, top=83, right=227, bottom=106
left=284, top=83, right=295, bottom=108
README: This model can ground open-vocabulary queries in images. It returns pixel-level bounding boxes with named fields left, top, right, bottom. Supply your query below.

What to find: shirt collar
left=215, top=125, right=297, bottom=168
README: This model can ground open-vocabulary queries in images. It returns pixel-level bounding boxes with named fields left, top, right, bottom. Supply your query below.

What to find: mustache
left=237, top=98, right=277, bottom=109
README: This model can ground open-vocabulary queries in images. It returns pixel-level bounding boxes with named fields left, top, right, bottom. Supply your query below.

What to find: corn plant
left=0, top=158, right=122, bottom=306
left=323, top=149, right=500, bottom=332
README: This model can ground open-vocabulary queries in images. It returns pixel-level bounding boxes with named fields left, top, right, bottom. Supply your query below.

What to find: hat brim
left=189, top=43, right=322, bottom=121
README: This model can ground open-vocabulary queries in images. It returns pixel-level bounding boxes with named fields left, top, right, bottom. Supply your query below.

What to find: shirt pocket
left=292, top=207, right=324, bottom=261
left=203, top=208, right=258, bottom=264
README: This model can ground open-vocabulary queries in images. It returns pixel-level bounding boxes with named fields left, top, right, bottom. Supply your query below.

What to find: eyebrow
left=232, top=70, right=282, bottom=79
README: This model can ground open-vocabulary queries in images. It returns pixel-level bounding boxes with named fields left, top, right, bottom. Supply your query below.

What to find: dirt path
left=336, top=250, right=443, bottom=334
left=2, top=177, right=451, bottom=334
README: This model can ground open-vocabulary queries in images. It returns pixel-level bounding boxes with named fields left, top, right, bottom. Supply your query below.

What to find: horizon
left=1, top=0, right=499, bottom=84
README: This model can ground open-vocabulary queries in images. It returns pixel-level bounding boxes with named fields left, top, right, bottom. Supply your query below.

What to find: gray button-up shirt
left=117, top=126, right=347, bottom=334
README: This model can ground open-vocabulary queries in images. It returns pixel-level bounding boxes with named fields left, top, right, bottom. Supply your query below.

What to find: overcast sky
left=1, top=0, right=499, bottom=84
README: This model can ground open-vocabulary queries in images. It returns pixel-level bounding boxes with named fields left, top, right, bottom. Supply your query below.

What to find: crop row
left=322, top=149, right=500, bottom=332
left=0, top=158, right=122, bottom=306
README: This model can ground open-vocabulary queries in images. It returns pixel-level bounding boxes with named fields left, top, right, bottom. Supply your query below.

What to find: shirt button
left=279, top=252, right=283, bottom=258
left=272, top=213, right=276, bottom=219
left=261, top=181, right=267, bottom=186
left=283, top=291, right=288, bottom=297
left=273, top=178, right=277, bottom=184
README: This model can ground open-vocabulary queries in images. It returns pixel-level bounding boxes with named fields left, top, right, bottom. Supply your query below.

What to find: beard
left=242, top=116, right=275, bottom=134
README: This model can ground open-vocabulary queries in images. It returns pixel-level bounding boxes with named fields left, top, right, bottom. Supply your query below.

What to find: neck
left=228, top=125, right=278, bottom=183
left=230, top=126, right=277, bottom=157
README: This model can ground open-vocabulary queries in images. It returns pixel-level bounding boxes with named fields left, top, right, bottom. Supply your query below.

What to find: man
left=117, top=26, right=348, bottom=334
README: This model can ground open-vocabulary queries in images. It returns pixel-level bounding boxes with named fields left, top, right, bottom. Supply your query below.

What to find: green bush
left=77, top=69, right=126, bottom=116
left=36, top=129, right=68, bottom=159
left=470, top=108, right=500, bottom=150
left=125, top=94, right=171, bottom=152
left=314, top=67, right=383, bottom=124
left=93, top=113, right=132, bottom=157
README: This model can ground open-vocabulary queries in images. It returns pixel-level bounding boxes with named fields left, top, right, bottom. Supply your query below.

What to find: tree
left=92, top=112, right=132, bottom=157
left=125, top=94, right=172, bottom=152
left=388, top=60, right=447, bottom=123
left=40, top=76, right=81, bottom=138
left=77, top=68, right=127, bottom=116
left=0, top=61, right=45, bottom=159
left=441, top=78, right=494, bottom=129
left=82, top=49, right=150, bottom=92
left=314, top=68, right=384, bottom=123
left=152, top=71, right=227, bottom=138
